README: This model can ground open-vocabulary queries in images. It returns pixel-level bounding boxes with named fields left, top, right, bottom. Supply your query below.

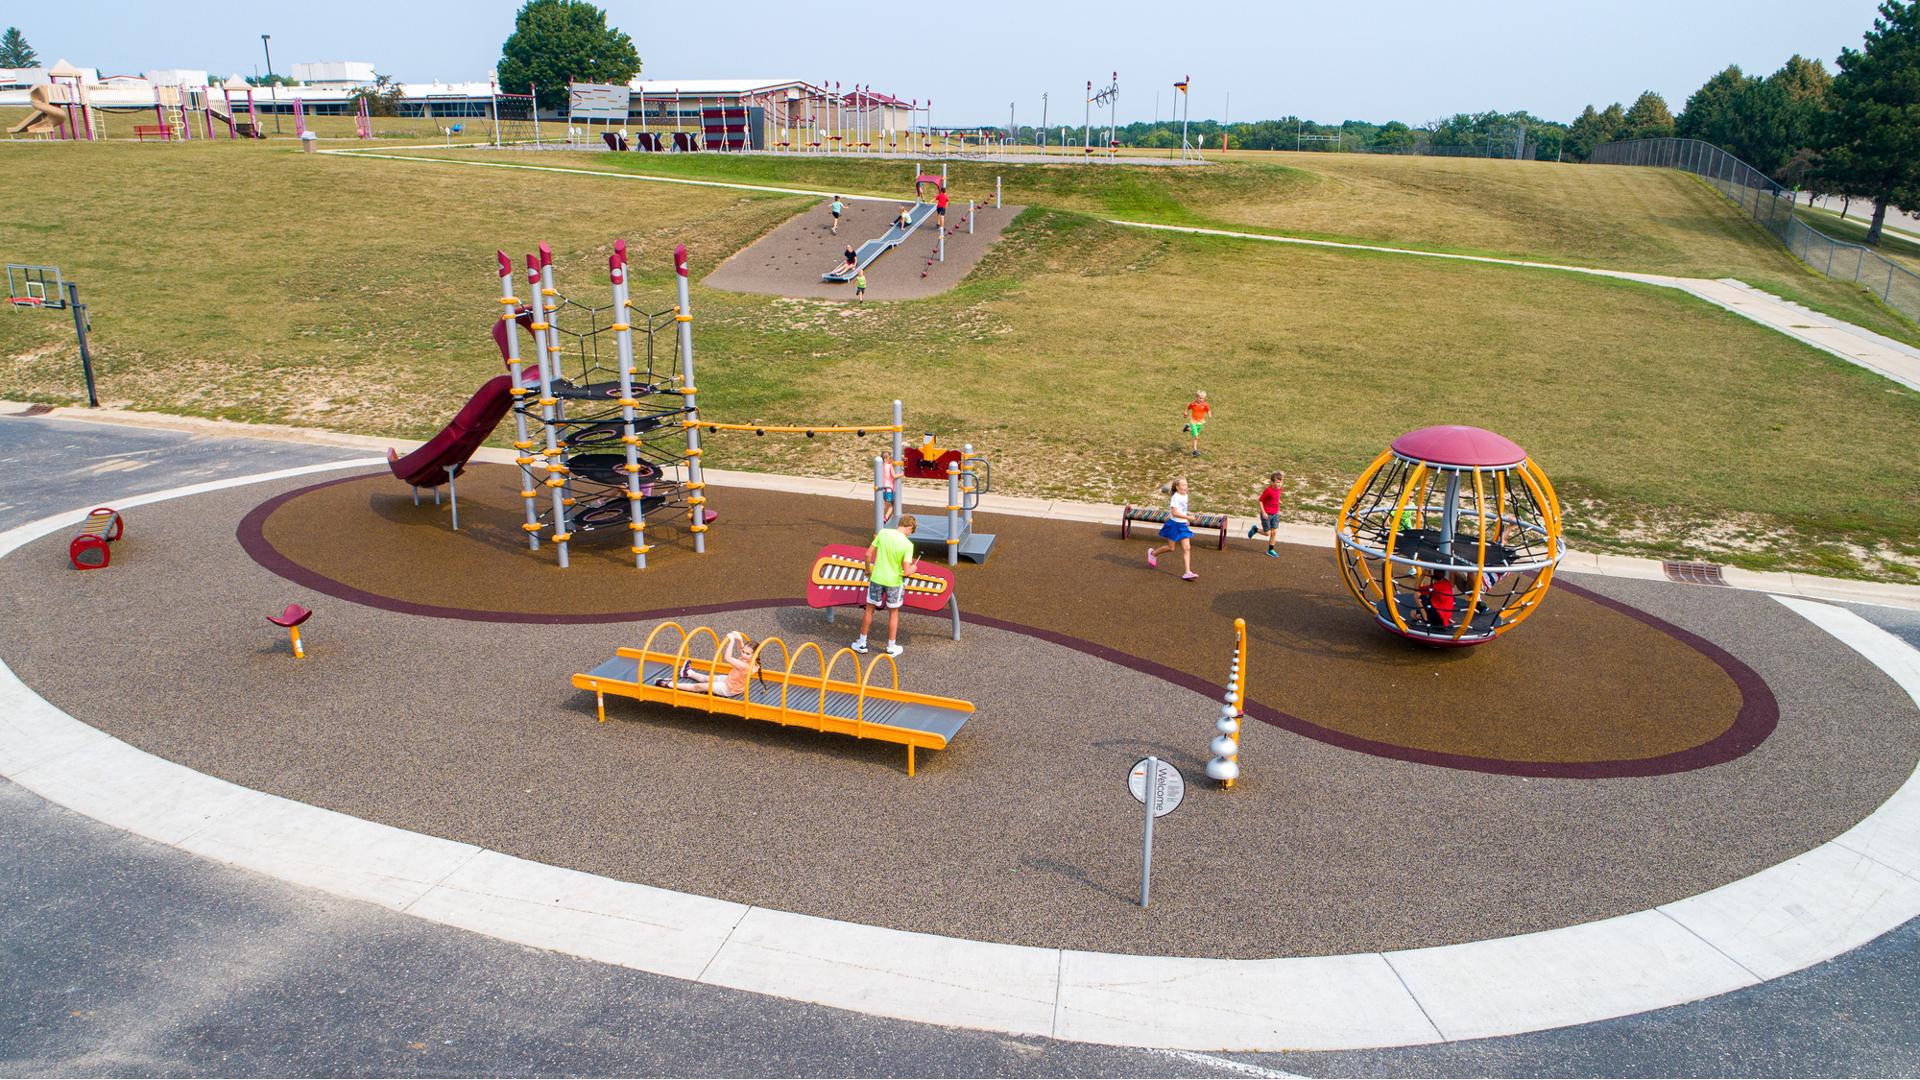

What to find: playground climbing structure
left=493, top=242, right=705, bottom=569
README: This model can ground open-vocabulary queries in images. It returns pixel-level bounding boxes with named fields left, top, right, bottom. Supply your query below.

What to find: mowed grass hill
left=1, top=139, right=1916, bottom=580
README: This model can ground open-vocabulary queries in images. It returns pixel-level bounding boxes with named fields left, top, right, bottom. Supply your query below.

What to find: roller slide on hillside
left=823, top=202, right=936, bottom=282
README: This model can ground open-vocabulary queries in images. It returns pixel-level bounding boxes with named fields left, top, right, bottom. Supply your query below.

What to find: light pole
left=1040, top=92, right=1048, bottom=154
left=261, top=34, right=280, bottom=134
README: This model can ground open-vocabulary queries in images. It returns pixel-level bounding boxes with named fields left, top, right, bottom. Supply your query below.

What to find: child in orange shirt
left=1184, top=391, right=1211, bottom=456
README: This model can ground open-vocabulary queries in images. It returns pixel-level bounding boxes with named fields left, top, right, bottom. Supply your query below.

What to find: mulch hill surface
left=704, top=197, right=1017, bottom=301
left=0, top=467, right=1914, bottom=958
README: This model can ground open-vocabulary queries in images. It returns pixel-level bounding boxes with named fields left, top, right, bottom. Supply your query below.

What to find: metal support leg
left=949, top=596, right=961, bottom=641
left=444, top=464, right=460, bottom=531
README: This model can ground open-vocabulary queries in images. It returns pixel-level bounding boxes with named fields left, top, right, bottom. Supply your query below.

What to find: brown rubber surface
left=247, top=466, right=1751, bottom=770
left=703, top=197, right=1016, bottom=301
left=1, top=468, right=1915, bottom=958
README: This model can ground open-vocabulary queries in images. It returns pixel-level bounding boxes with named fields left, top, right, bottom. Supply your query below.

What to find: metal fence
left=1591, top=136, right=1920, bottom=323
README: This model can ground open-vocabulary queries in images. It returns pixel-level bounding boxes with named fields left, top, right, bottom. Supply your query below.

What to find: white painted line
left=1142, top=1048, right=1307, bottom=1078
left=1054, top=950, right=1440, bottom=1051
left=4, top=471, right=1920, bottom=1050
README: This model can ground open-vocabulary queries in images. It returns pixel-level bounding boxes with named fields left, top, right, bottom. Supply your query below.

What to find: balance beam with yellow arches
left=571, top=622, right=975, bottom=776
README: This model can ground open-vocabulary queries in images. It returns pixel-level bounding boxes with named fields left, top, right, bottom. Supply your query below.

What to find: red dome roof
left=1390, top=425, right=1528, bottom=468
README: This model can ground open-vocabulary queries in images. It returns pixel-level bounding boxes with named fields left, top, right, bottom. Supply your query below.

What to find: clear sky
left=6, top=0, right=1890, bottom=126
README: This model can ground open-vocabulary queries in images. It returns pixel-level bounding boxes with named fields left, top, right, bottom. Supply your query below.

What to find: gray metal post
left=444, top=464, right=460, bottom=530
left=995, top=176, right=1001, bottom=209
left=873, top=455, right=887, bottom=535
left=968, top=200, right=975, bottom=234
left=938, top=229, right=944, bottom=263
left=609, top=241, right=647, bottom=568
left=65, top=282, right=97, bottom=407
left=497, top=253, right=541, bottom=549
left=945, top=460, right=960, bottom=566
left=961, top=443, right=976, bottom=535
left=529, top=249, right=570, bottom=568
left=1438, top=472, right=1461, bottom=558
left=890, top=399, right=905, bottom=518
left=1139, top=756, right=1158, bottom=908
left=674, top=245, right=706, bottom=554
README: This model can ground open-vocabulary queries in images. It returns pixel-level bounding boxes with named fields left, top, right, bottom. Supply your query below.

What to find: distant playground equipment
left=6, top=83, right=72, bottom=139
left=208, top=85, right=265, bottom=139
left=807, top=542, right=961, bottom=641
left=1335, top=425, right=1563, bottom=646
left=6, top=263, right=98, bottom=407
left=267, top=603, right=314, bottom=659
left=888, top=436, right=995, bottom=564
left=1120, top=504, right=1229, bottom=550
left=1205, top=618, right=1248, bottom=787
left=572, top=621, right=975, bottom=776
left=67, top=508, right=124, bottom=570
left=821, top=176, right=942, bottom=283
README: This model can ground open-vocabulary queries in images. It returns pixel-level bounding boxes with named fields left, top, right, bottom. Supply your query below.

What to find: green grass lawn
left=3, top=140, right=1918, bottom=580
left=387, top=145, right=1920, bottom=348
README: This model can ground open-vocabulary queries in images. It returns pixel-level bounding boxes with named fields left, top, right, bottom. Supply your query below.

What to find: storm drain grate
left=1663, top=560, right=1728, bottom=586
left=17, top=404, right=53, bottom=416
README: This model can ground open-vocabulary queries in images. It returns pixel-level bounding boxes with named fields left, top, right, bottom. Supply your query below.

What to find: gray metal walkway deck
left=822, top=202, right=937, bottom=282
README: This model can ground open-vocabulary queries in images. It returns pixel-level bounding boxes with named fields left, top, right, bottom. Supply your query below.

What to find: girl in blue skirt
left=1145, top=476, right=1200, bottom=581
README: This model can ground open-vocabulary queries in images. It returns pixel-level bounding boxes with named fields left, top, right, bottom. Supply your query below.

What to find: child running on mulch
left=1247, top=471, right=1285, bottom=558
left=1145, top=476, right=1201, bottom=581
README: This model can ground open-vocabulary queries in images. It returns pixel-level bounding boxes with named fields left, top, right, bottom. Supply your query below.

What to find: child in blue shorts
left=1144, top=476, right=1199, bottom=581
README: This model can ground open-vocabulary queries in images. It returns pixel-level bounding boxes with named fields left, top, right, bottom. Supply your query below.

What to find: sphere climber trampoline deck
left=1, top=464, right=1914, bottom=961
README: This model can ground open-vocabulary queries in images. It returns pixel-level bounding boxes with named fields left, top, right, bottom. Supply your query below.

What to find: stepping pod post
left=1206, top=618, right=1248, bottom=787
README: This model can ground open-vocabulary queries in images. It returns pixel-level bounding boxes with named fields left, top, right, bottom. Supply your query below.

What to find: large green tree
left=1564, top=103, right=1619, bottom=162
left=497, top=0, right=640, bottom=113
left=0, top=27, right=38, bottom=68
left=1768, top=55, right=1833, bottom=171
left=1818, top=0, right=1920, bottom=244
left=1622, top=90, right=1676, bottom=140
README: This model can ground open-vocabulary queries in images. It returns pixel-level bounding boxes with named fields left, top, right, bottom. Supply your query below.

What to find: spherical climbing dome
left=1334, top=426, right=1563, bottom=646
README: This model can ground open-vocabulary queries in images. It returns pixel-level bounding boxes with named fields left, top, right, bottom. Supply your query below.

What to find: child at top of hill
left=1185, top=391, right=1211, bottom=456
left=830, top=196, right=845, bottom=235
left=1247, top=471, right=1285, bottom=557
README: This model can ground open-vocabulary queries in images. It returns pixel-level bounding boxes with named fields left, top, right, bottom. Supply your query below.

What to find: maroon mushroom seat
left=267, top=604, right=313, bottom=629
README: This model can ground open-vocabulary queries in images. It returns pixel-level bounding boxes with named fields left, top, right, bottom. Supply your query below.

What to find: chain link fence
left=1592, top=136, right=1920, bottom=324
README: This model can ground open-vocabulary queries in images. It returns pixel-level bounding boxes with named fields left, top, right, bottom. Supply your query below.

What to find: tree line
left=1567, top=0, right=1920, bottom=244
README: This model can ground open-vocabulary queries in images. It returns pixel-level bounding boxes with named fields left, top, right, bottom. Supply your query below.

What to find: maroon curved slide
left=387, top=375, right=515, bottom=488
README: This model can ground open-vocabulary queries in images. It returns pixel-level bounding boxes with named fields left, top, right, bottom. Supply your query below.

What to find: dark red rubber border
left=238, top=474, right=1778, bottom=778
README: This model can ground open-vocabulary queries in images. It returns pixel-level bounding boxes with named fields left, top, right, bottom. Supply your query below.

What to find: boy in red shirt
left=1247, top=471, right=1284, bottom=557
left=1184, top=391, right=1211, bottom=456
left=936, top=186, right=950, bottom=230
